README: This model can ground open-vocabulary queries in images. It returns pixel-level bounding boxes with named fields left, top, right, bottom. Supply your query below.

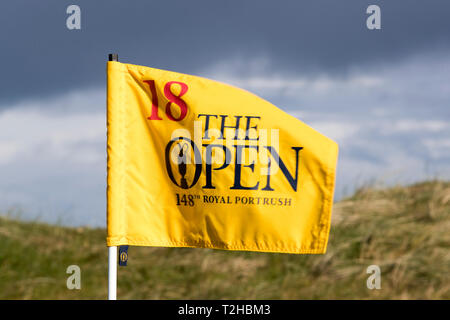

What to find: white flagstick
left=108, top=246, right=117, bottom=300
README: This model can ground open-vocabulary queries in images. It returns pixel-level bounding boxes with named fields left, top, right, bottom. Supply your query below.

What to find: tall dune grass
left=0, top=180, right=448, bottom=299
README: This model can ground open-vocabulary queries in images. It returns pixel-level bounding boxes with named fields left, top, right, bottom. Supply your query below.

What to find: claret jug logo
left=165, top=137, right=202, bottom=189
left=145, top=79, right=304, bottom=192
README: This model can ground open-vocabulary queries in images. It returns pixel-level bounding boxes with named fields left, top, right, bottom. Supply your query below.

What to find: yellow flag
left=107, top=61, right=338, bottom=254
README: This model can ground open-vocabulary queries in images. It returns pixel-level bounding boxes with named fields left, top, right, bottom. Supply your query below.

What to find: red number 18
left=144, top=80, right=189, bottom=121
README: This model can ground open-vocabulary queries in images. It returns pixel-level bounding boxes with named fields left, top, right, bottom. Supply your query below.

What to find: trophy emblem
left=177, top=143, right=189, bottom=189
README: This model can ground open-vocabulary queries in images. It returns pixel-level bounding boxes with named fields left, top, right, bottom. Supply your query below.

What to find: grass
left=0, top=180, right=449, bottom=299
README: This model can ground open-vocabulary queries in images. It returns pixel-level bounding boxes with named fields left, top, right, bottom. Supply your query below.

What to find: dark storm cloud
left=1, top=0, right=449, bottom=106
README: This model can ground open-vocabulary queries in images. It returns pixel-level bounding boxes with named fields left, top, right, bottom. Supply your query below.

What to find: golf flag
left=107, top=61, right=338, bottom=254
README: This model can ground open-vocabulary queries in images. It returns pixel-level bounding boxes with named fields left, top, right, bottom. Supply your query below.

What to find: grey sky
left=0, top=1, right=449, bottom=226
left=1, top=1, right=450, bottom=105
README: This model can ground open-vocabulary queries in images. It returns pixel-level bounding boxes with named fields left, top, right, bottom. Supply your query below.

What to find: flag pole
left=108, top=246, right=117, bottom=300
left=107, top=53, right=118, bottom=300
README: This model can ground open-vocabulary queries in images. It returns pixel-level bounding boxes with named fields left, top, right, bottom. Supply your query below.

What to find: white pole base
left=108, top=246, right=117, bottom=300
